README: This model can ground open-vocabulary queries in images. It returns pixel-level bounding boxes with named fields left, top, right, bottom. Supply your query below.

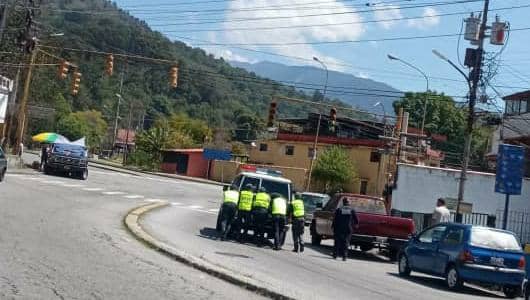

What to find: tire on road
left=0, top=168, right=5, bottom=182
left=78, top=169, right=88, bottom=180
left=445, top=265, right=463, bottom=291
left=398, top=253, right=411, bottom=277
left=310, top=220, right=321, bottom=246
left=503, top=285, right=521, bottom=299
left=359, top=243, right=373, bottom=252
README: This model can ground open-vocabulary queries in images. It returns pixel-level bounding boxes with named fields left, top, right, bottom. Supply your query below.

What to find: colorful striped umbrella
left=31, top=132, right=69, bottom=144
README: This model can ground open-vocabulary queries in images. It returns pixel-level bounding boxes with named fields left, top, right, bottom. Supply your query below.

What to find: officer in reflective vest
left=236, top=184, right=255, bottom=242
left=290, top=193, right=306, bottom=253
left=221, top=185, right=239, bottom=241
left=271, top=193, right=288, bottom=251
left=252, top=187, right=271, bottom=247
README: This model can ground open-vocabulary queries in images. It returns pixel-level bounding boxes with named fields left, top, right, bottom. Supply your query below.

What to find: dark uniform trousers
left=334, top=231, right=352, bottom=259
left=236, top=210, right=251, bottom=240
left=221, top=202, right=237, bottom=239
left=252, top=207, right=269, bottom=246
left=272, top=215, right=286, bottom=250
left=291, top=217, right=305, bottom=252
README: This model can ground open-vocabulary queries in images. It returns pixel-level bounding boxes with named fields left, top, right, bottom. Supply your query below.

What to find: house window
left=285, top=145, right=295, bottom=156
left=506, top=99, right=529, bottom=115
left=259, top=143, right=268, bottom=152
left=360, top=180, right=368, bottom=195
left=370, top=151, right=381, bottom=163
left=308, top=147, right=315, bottom=159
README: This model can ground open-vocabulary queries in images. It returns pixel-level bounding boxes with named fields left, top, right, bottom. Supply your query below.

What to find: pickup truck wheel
left=359, top=243, right=373, bottom=252
left=398, top=254, right=411, bottom=276
left=388, top=248, right=399, bottom=262
left=79, top=169, right=88, bottom=180
left=0, top=168, right=5, bottom=182
left=503, top=286, right=521, bottom=299
left=446, top=266, right=463, bottom=290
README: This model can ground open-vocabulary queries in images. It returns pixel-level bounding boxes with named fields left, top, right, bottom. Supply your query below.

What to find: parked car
left=311, top=193, right=415, bottom=259
left=44, top=143, right=88, bottom=180
left=301, top=192, right=330, bottom=225
left=398, top=223, right=526, bottom=298
left=0, top=146, right=6, bottom=182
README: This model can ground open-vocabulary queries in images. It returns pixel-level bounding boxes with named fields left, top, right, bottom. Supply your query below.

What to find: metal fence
left=399, top=211, right=494, bottom=233
left=496, top=210, right=530, bottom=245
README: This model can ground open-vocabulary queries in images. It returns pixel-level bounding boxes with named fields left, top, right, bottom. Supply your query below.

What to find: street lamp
left=313, top=56, right=329, bottom=100
left=387, top=54, right=430, bottom=137
left=432, top=49, right=472, bottom=223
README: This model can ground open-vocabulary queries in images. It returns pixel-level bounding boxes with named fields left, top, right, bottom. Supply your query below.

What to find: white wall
left=393, top=163, right=530, bottom=215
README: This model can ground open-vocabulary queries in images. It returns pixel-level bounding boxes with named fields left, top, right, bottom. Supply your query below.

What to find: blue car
left=398, top=223, right=526, bottom=298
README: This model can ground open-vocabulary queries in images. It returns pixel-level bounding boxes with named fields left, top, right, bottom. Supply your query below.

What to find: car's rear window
left=260, top=180, right=289, bottom=200
left=342, top=196, right=387, bottom=214
left=470, top=228, right=521, bottom=251
left=302, top=194, right=330, bottom=210
left=53, top=144, right=87, bottom=157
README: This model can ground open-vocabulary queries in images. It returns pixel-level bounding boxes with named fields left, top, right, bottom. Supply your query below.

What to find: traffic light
left=71, top=71, right=81, bottom=95
left=330, top=107, right=337, bottom=132
left=267, top=101, right=277, bottom=127
left=169, top=66, right=178, bottom=88
left=105, top=54, right=114, bottom=76
left=57, top=60, right=69, bottom=80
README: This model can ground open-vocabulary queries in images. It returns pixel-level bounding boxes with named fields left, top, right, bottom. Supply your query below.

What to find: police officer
left=270, top=193, right=287, bottom=251
left=220, top=185, right=239, bottom=241
left=252, top=187, right=271, bottom=247
left=236, top=184, right=255, bottom=242
left=331, top=198, right=359, bottom=261
left=290, top=192, right=305, bottom=253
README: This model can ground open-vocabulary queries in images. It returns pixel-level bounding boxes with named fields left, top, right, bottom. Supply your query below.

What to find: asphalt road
left=0, top=160, right=265, bottom=299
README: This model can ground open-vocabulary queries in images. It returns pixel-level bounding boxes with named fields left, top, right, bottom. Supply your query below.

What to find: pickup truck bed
left=311, top=193, right=415, bottom=259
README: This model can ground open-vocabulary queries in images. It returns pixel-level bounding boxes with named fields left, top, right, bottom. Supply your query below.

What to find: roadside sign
left=203, top=148, right=231, bottom=161
left=495, top=144, right=525, bottom=196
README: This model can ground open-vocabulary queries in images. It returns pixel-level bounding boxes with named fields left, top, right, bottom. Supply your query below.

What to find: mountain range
left=230, top=61, right=402, bottom=115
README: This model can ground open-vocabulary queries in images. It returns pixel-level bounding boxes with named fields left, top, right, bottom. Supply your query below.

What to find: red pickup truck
left=310, top=193, right=415, bottom=259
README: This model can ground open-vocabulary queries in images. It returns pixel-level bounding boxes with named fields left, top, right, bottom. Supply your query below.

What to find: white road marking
left=188, top=205, right=203, bottom=209
left=8, top=174, right=23, bottom=177
left=145, top=198, right=164, bottom=202
left=83, top=187, right=104, bottom=192
left=123, top=195, right=144, bottom=199
left=26, top=177, right=41, bottom=180
left=62, top=184, right=84, bottom=188
left=208, top=209, right=219, bottom=212
left=42, top=180, right=65, bottom=184
left=170, top=202, right=182, bottom=206
left=102, top=191, right=125, bottom=195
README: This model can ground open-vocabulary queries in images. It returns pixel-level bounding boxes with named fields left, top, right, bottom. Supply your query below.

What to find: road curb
left=90, top=161, right=224, bottom=186
left=123, top=202, right=295, bottom=300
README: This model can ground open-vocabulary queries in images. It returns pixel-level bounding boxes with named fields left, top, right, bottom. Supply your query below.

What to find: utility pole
left=13, top=42, right=37, bottom=155
left=456, top=0, right=490, bottom=221
left=112, top=70, right=125, bottom=155
left=0, top=0, right=10, bottom=45
left=305, top=114, right=322, bottom=191
left=122, top=101, right=133, bottom=166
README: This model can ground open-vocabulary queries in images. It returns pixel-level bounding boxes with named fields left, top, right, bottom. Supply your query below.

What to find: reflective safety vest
left=253, top=192, right=271, bottom=209
left=291, top=199, right=305, bottom=218
left=238, top=190, right=254, bottom=211
left=223, top=190, right=239, bottom=204
left=271, top=197, right=287, bottom=216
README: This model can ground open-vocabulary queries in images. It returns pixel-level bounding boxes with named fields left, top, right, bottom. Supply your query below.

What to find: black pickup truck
left=44, top=143, right=88, bottom=180
left=0, top=146, right=6, bottom=182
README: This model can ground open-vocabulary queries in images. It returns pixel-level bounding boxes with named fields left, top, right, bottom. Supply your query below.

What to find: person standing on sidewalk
left=270, top=193, right=287, bottom=251
left=252, top=187, right=271, bottom=247
left=220, top=185, right=239, bottom=241
left=290, top=192, right=305, bottom=253
left=332, top=198, right=358, bottom=261
left=431, top=198, right=450, bottom=225
left=236, top=184, right=255, bottom=242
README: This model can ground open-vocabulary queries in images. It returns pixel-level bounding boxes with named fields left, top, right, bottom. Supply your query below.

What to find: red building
left=160, top=149, right=210, bottom=178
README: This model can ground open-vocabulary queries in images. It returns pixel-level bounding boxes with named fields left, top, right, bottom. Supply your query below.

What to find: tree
left=55, top=110, right=107, bottom=150
left=134, top=126, right=169, bottom=168
left=56, top=114, right=89, bottom=142
left=312, top=146, right=358, bottom=193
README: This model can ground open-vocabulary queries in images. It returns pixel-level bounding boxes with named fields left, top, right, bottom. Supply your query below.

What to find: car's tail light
left=459, top=250, right=474, bottom=263
left=518, top=256, right=526, bottom=270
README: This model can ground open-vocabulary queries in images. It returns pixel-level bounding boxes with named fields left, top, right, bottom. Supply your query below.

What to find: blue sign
left=203, top=148, right=232, bottom=161
left=495, top=144, right=525, bottom=195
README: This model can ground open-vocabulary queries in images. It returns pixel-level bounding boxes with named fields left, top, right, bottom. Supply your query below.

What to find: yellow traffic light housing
left=105, top=54, right=114, bottom=76
left=169, top=66, right=178, bottom=88
left=267, top=101, right=277, bottom=127
left=57, top=60, right=69, bottom=80
left=71, top=71, right=82, bottom=95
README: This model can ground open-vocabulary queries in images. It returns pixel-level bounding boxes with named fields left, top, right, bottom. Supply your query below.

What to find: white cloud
left=373, top=5, right=403, bottom=30
left=408, top=7, right=441, bottom=29
left=218, top=0, right=365, bottom=71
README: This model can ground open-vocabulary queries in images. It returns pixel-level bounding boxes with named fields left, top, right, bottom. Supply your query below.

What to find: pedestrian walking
left=270, top=193, right=287, bottom=251
left=332, top=198, right=359, bottom=261
left=431, top=198, right=450, bottom=225
left=236, top=184, right=255, bottom=242
left=252, top=187, right=271, bottom=247
left=220, top=185, right=239, bottom=241
left=290, top=192, right=305, bottom=253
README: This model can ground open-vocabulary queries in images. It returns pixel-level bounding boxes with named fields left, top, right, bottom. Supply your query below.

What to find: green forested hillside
left=0, top=0, right=350, bottom=147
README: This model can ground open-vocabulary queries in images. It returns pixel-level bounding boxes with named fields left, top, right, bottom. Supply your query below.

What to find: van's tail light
left=459, top=250, right=475, bottom=263
left=518, top=256, right=526, bottom=270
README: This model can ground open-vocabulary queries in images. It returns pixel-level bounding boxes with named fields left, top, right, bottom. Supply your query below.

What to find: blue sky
left=113, top=0, right=530, bottom=110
